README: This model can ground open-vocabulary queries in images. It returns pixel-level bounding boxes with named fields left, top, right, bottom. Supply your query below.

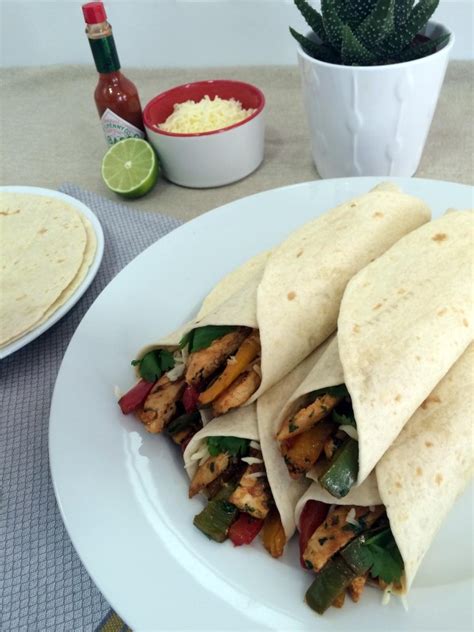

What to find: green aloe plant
left=290, top=0, right=450, bottom=66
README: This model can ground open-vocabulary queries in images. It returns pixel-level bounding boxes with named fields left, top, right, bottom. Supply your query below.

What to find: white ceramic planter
left=297, top=21, right=453, bottom=178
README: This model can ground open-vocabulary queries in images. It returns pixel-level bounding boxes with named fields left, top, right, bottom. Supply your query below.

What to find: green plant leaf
left=394, top=0, right=414, bottom=28
left=332, top=409, right=357, bottom=428
left=179, top=325, right=238, bottom=353
left=207, top=436, right=250, bottom=458
left=393, top=32, right=449, bottom=62
left=339, top=0, right=378, bottom=24
left=290, top=27, right=340, bottom=63
left=132, top=349, right=175, bottom=383
left=355, top=0, right=394, bottom=47
left=321, top=0, right=346, bottom=48
left=383, top=0, right=440, bottom=56
left=294, top=0, right=327, bottom=41
left=364, top=529, right=404, bottom=584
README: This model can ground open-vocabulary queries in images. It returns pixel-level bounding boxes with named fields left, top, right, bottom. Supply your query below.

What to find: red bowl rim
left=143, top=79, right=266, bottom=138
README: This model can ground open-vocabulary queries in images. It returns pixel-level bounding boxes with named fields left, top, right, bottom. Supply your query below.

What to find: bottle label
left=101, top=109, right=145, bottom=145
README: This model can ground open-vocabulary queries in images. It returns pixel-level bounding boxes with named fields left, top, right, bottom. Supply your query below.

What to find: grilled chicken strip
left=323, top=436, right=338, bottom=460
left=198, top=331, right=261, bottom=405
left=332, top=592, right=346, bottom=608
left=281, top=423, right=335, bottom=479
left=211, top=365, right=261, bottom=416
left=348, top=575, right=367, bottom=603
left=229, top=464, right=271, bottom=520
left=277, top=393, right=341, bottom=442
left=185, top=328, right=249, bottom=386
left=189, top=453, right=230, bottom=498
left=138, top=376, right=185, bottom=434
left=303, top=505, right=385, bottom=571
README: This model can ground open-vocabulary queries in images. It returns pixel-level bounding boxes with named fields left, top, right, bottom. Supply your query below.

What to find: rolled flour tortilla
left=184, top=338, right=335, bottom=542
left=275, top=210, right=473, bottom=492
left=138, top=184, right=430, bottom=408
left=295, top=342, right=474, bottom=592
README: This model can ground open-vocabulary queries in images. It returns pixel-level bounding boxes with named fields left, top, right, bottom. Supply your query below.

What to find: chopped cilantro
left=207, top=436, right=250, bottom=458
left=310, top=384, right=350, bottom=400
left=342, top=522, right=361, bottom=533
left=132, top=349, right=175, bottom=383
left=318, top=537, right=328, bottom=546
left=179, top=325, right=238, bottom=353
left=332, top=409, right=357, bottom=428
left=288, top=421, right=299, bottom=433
left=364, top=529, right=404, bottom=584
left=304, top=560, right=314, bottom=570
left=342, top=528, right=404, bottom=584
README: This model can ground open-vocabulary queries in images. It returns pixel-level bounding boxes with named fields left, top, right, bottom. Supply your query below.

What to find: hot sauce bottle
left=82, top=1, right=145, bottom=145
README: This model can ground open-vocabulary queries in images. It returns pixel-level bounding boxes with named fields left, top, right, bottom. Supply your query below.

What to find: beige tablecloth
left=1, top=62, right=472, bottom=221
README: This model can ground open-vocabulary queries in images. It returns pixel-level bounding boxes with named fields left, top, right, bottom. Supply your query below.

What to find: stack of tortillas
left=0, top=192, right=97, bottom=347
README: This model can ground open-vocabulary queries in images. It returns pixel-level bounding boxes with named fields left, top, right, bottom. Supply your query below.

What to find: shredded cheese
left=158, top=95, right=256, bottom=134
left=249, top=440, right=261, bottom=450
left=187, top=444, right=210, bottom=469
left=241, top=456, right=264, bottom=465
left=381, top=585, right=392, bottom=605
left=166, top=362, right=185, bottom=381
left=200, top=408, right=215, bottom=425
left=346, top=507, right=360, bottom=527
left=113, top=385, right=123, bottom=400
left=339, top=424, right=359, bottom=441
left=252, top=363, right=262, bottom=377
left=248, top=471, right=267, bottom=479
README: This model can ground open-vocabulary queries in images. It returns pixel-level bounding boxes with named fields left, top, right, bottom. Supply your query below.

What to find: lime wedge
left=101, top=138, right=159, bottom=198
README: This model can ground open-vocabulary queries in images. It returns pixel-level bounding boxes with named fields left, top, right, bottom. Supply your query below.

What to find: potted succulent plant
left=290, top=0, right=453, bottom=177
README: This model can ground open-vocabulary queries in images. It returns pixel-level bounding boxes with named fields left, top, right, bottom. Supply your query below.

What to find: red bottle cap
left=82, top=2, right=107, bottom=24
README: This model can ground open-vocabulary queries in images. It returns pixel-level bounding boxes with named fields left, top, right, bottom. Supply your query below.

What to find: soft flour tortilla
left=139, top=184, right=430, bottom=404
left=276, top=210, right=473, bottom=489
left=0, top=193, right=89, bottom=346
left=2, top=213, right=97, bottom=346
left=295, top=343, right=474, bottom=591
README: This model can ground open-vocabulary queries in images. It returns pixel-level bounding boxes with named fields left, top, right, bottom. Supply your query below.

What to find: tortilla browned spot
left=432, top=233, right=448, bottom=242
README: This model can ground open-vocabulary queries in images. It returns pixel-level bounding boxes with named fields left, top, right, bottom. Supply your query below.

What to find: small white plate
left=0, top=186, right=104, bottom=359
left=49, top=178, right=473, bottom=631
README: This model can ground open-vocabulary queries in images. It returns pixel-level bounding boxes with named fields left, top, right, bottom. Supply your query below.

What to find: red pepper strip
left=182, top=384, right=200, bottom=413
left=118, top=379, right=155, bottom=415
left=299, top=500, right=329, bottom=569
left=228, top=513, right=264, bottom=546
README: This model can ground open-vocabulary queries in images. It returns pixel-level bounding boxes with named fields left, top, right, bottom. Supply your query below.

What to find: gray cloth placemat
left=0, top=185, right=182, bottom=632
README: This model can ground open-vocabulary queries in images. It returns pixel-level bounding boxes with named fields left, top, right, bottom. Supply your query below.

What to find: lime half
left=101, top=138, right=159, bottom=198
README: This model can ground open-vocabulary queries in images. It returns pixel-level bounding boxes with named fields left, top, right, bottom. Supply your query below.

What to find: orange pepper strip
left=198, top=331, right=260, bottom=405
left=261, top=507, right=286, bottom=558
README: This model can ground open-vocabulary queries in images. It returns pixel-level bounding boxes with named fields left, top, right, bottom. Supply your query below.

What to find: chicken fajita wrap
left=293, top=342, right=474, bottom=614
left=275, top=211, right=473, bottom=498
left=118, top=184, right=430, bottom=440
left=183, top=341, right=331, bottom=555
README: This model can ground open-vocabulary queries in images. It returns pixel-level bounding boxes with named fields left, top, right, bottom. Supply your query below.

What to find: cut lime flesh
left=101, top=138, right=159, bottom=198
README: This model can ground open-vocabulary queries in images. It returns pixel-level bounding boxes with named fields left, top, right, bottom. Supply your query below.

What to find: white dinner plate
left=0, top=186, right=104, bottom=359
left=49, top=177, right=473, bottom=631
